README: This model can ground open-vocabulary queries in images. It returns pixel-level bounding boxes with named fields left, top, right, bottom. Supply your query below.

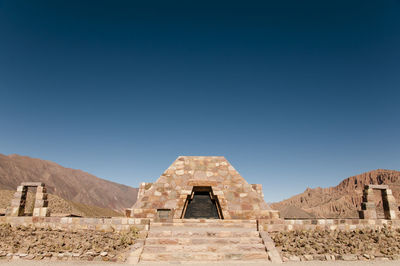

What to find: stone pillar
left=33, top=185, right=50, bottom=217
left=359, top=185, right=398, bottom=220
left=5, top=186, right=27, bottom=216
left=382, top=189, right=397, bottom=220
left=359, top=186, right=377, bottom=219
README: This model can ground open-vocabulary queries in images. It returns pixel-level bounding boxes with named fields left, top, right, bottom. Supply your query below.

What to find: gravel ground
left=0, top=260, right=400, bottom=266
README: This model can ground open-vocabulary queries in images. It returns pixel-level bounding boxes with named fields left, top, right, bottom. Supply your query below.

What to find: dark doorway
left=182, top=186, right=223, bottom=219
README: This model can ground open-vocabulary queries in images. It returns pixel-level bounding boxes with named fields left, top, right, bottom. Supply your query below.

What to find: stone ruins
left=359, top=184, right=398, bottom=220
left=128, top=156, right=279, bottom=220
left=5, top=182, right=50, bottom=217
left=124, top=156, right=284, bottom=262
left=1, top=156, right=400, bottom=263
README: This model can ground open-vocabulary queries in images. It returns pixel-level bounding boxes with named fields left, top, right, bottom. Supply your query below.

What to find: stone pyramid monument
left=130, top=156, right=279, bottom=220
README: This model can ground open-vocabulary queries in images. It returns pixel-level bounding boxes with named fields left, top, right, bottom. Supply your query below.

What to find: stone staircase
left=138, top=219, right=281, bottom=263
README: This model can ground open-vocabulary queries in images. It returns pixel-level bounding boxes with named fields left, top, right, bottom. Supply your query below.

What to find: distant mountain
left=0, top=154, right=138, bottom=212
left=272, top=169, right=400, bottom=218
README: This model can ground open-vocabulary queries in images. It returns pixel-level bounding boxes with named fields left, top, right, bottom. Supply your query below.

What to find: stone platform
left=136, top=219, right=282, bottom=263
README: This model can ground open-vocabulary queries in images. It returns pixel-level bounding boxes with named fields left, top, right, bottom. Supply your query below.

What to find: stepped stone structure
left=137, top=219, right=282, bottom=263
left=359, top=184, right=398, bottom=220
left=5, top=182, right=50, bottom=217
left=129, top=156, right=280, bottom=220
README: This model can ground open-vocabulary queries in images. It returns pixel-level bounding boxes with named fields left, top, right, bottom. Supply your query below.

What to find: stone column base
left=5, top=207, right=22, bottom=217
left=33, top=207, right=50, bottom=217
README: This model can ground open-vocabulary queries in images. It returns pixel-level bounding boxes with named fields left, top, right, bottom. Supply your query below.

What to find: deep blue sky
left=0, top=0, right=399, bottom=202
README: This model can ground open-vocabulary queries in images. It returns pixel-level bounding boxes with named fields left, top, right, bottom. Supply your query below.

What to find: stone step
left=151, top=222, right=256, bottom=229
left=142, top=243, right=266, bottom=253
left=141, top=219, right=270, bottom=263
left=170, top=219, right=257, bottom=224
left=140, top=251, right=269, bottom=262
left=150, top=226, right=257, bottom=232
left=145, top=237, right=263, bottom=245
left=147, top=230, right=261, bottom=238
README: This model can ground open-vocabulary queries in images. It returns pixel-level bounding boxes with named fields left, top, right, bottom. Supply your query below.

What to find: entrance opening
left=24, top=187, right=37, bottom=216
left=373, top=190, right=385, bottom=219
left=182, top=186, right=223, bottom=219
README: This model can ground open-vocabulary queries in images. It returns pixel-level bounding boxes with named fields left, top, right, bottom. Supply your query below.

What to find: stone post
left=359, top=184, right=398, bottom=220
left=382, top=189, right=397, bottom=220
left=359, top=186, right=377, bottom=219
left=6, top=182, right=50, bottom=217
left=5, top=186, right=27, bottom=216
left=33, top=185, right=50, bottom=217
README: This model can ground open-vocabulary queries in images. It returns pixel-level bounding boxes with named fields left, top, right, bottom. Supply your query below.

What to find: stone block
left=384, top=210, right=397, bottom=220
left=366, top=184, right=388, bottom=190
left=313, top=254, right=326, bottom=261
left=35, top=193, right=48, bottom=200
left=36, top=186, right=47, bottom=193
left=363, top=190, right=374, bottom=196
left=382, top=189, right=393, bottom=196
left=388, top=203, right=398, bottom=211
left=5, top=207, right=22, bottom=217
left=384, top=195, right=397, bottom=203
left=16, top=186, right=27, bottom=192
left=341, top=254, right=358, bottom=261
left=21, top=182, right=45, bottom=187
left=10, top=199, right=23, bottom=207
left=33, top=207, right=50, bottom=217
left=13, top=191, right=27, bottom=199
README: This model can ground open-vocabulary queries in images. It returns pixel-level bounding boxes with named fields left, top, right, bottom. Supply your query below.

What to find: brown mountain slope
left=271, top=169, right=400, bottom=218
left=0, top=154, right=138, bottom=212
left=0, top=190, right=122, bottom=217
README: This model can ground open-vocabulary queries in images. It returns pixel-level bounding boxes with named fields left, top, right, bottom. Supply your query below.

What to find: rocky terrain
left=271, top=227, right=400, bottom=261
left=0, top=154, right=138, bottom=212
left=272, top=169, right=400, bottom=218
left=0, top=224, right=137, bottom=262
left=0, top=190, right=122, bottom=217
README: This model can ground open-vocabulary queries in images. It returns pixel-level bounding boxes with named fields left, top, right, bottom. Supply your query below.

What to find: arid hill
left=0, top=189, right=122, bottom=217
left=272, top=169, right=400, bottom=218
left=0, top=154, right=138, bottom=212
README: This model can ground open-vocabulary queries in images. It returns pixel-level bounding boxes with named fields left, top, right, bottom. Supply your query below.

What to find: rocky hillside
left=0, top=154, right=138, bottom=212
left=0, top=190, right=122, bottom=217
left=272, top=169, right=400, bottom=218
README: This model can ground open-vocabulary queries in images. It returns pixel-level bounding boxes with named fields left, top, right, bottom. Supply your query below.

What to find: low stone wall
left=261, top=218, right=400, bottom=232
left=2, top=216, right=400, bottom=233
left=0, top=216, right=150, bottom=233
left=2, top=216, right=400, bottom=263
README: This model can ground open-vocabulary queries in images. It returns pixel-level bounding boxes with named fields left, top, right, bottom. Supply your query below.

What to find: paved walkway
left=0, top=260, right=399, bottom=266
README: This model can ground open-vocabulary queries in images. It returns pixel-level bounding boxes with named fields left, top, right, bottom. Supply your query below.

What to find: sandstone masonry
left=128, top=156, right=280, bottom=220
left=5, top=182, right=50, bottom=217
left=359, top=184, right=398, bottom=220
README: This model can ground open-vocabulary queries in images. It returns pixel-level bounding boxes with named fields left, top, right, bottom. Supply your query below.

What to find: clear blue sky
left=0, top=0, right=399, bottom=202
